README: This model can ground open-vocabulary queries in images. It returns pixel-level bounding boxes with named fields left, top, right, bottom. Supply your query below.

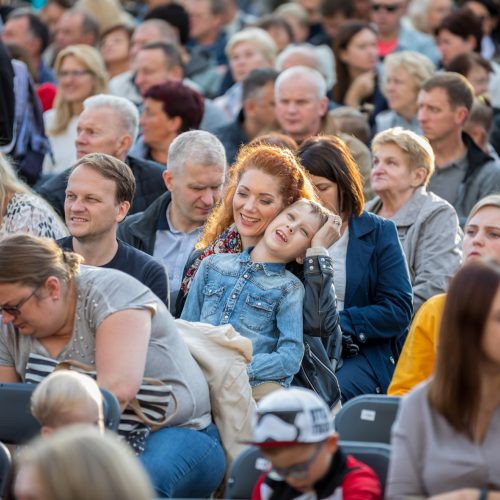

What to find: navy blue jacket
left=340, top=211, right=413, bottom=392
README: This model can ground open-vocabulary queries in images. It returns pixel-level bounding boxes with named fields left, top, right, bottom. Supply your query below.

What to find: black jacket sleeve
left=0, top=40, right=14, bottom=147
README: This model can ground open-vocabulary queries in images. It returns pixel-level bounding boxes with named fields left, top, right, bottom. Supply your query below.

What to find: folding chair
left=224, top=446, right=269, bottom=499
left=0, top=442, right=11, bottom=500
left=340, top=440, right=392, bottom=493
left=0, top=382, right=121, bottom=444
left=334, top=395, right=401, bottom=444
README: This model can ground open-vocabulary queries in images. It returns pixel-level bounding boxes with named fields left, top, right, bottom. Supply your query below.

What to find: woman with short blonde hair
left=43, top=44, right=108, bottom=174
left=366, top=127, right=462, bottom=312
left=376, top=51, right=435, bottom=134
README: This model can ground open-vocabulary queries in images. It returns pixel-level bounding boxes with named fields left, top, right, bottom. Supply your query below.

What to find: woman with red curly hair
left=177, top=143, right=343, bottom=377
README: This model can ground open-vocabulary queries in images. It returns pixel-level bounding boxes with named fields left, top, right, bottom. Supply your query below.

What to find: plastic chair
left=334, top=394, right=401, bottom=444
left=224, top=446, right=269, bottom=499
left=0, top=382, right=121, bottom=444
left=0, top=442, right=12, bottom=500
left=340, top=440, right=391, bottom=493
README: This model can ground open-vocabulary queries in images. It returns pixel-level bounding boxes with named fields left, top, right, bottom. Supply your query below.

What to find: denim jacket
left=181, top=248, right=305, bottom=387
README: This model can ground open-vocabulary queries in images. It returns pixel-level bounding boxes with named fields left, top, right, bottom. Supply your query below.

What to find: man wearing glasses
left=247, top=388, right=382, bottom=499
left=369, top=0, right=441, bottom=64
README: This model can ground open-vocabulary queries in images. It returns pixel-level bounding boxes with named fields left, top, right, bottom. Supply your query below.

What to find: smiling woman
left=43, top=45, right=108, bottom=175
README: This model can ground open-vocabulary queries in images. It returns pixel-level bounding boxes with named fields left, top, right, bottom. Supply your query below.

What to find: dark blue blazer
left=340, top=211, right=413, bottom=392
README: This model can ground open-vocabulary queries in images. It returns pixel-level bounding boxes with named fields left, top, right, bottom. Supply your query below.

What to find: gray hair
left=275, top=44, right=331, bottom=88
left=168, top=130, right=227, bottom=175
left=83, top=94, right=139, bottom=145
left=275, top=65, right=327, bottom=100
left=134, top=19, right=179, bottom=45
left=226, top=27, right=277, bottom=64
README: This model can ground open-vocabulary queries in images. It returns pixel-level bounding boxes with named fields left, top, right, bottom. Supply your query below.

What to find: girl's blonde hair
left=31, top=371, right=103, bottom=429
left=197, top=143, right=317, bottom=249
left=16, top=426, right=154, bottom=500
left=50, top=44, right=108, bottom=136
left=0, top=153, right=29, bottom=206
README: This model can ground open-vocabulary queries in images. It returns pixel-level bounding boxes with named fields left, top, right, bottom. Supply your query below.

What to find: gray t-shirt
left=0, top=266, right=211, bottom=430
left=386, top=380, right=500, bottom=499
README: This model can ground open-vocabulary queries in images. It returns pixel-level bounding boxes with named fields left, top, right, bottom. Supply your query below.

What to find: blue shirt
left=181, top=248, right=305, bottom=387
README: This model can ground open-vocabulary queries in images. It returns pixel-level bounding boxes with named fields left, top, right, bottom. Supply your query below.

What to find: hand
left=344, top=71, right=376, bottom=107
left=311, top=214, right=342, bottom=248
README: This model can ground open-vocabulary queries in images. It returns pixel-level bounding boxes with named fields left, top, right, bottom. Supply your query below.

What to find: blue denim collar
left=238, top=247, right=287, bottom=277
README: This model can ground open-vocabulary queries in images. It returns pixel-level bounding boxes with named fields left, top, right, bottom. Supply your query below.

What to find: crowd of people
left=0, top=0, right=500, bottom=498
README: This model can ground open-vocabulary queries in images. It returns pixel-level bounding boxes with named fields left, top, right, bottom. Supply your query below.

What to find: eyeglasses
left=0, top=286, right=40, bottom=318
left=58, top=69, right=92, bottom=79
left=371, top=3, right=401, bottom=12
left=271, top=442, right=326, bottom=481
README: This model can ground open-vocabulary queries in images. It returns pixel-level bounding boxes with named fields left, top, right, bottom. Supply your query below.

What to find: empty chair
left=0, top=382, right=121, bottom=444
left=340, top=440, right=391, bottom=493
left=225, top=446, right=269, bottom=499
left=334, top=395, right=401, bottom=444
left=0, top=442, right=12, bottom=499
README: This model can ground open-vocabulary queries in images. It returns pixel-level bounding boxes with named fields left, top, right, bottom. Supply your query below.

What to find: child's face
left=263, top=203, right=322, bottom=263
left=262, top=439, right=336, bottom=492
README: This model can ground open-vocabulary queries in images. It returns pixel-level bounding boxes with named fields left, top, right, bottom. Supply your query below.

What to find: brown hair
left=421, top=72, right=474, bottom=111
left=428, top=259, right=500, bottom=437
left=297, top=135, right=364, bottom=217
left=332, top=22, right=377, bottom=103
left=249, top=133, right=298, bottom=151
left=0, top=234, right=82, bottom=287
left=197, top=144, right=317, bottom=249
left=70, top=153, right=136, bottom=204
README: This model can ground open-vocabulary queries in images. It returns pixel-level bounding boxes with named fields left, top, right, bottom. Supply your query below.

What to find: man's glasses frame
left=0, top=286, right=41, bottom=318
left=371, top=3, right=401, bottom=12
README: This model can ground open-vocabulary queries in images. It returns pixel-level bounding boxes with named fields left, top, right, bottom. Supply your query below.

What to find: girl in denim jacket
left=182, top=199, right=338, bottom=401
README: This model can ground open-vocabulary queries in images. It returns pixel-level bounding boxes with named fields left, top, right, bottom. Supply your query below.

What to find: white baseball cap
left=244, top=388, right=335, bottom=448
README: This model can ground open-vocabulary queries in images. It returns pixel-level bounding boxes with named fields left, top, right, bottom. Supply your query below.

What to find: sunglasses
left=271, top=442, right=326, bottom=481
left=371, top=3, right=401, bottom=12
left=0, top=286, right=40, bottom=318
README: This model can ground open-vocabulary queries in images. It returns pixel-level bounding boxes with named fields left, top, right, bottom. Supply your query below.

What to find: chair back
left=0, top=442, right=12, bottom=500
left=334, top=395, right=400, bottom=444
left=340, top=440, right=391, bottom=493
left=224, top=446, right=269, bottom=499
left=0, top=383, right=121, bottom=444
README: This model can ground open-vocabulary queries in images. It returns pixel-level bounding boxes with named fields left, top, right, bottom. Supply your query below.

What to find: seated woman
left=182, top=199, right=336, bottom=401
left=387, top=259, right=500, bottom=499
left=298, top=135, right=413, bottom=401
left=0, top=153, right=67, bottom=240
left=0, top=235, right=225, bottom=498
left=447, top=52, right=492, bottom=98
left=43, top=45, right=108, bottom=175
left=130, top=80, right=204, bottom=165
left=99, top=23, right=133, bottom=80
left=389, top=194, right=500, bottom=396
left=366, top=127, right=462, bottom=312
left=376, top=51, right=435, bottom=134
left=332, top=22, right=385, bottom=127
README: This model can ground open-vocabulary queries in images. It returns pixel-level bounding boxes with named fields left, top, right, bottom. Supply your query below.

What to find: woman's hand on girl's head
left=310, top=214, right=343, bottom=249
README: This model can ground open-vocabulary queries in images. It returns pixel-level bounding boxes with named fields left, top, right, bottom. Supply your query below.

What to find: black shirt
left=57, top=237, right=168, bottom=306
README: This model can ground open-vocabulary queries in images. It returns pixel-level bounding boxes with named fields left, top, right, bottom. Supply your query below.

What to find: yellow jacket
left=387, top=293, right=446, bottom=396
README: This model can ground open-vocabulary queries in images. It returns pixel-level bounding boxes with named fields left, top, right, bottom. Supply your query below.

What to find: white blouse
left=328, top=227, right=349, bottom=311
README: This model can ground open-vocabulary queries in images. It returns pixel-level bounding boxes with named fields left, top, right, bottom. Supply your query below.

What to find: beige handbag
left=174, top=319, right=256, bottom=465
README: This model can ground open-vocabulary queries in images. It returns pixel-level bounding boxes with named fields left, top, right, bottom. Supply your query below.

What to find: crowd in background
left=0, top=0, right=500, bottom=498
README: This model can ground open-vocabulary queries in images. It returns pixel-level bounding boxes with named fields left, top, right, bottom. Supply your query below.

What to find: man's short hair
left=242, top=68, right=279, bottom=101
left=321, top=0, right=354, bottom=18
left=135, top=18, right=179, bottom=45
left=68, top=8, right=99, bottom=40
left=275, top=65, right=327, bottom=100
left=421, top=72, right=475, bottom=111
left=7, top=9, right=50, bottom=53
left=83, top=94, right=139, bottom=145
left=168, top=131, right=226, bottom=175
left=140, top=41, right=184, bottom=72
left=71, top=153, right=136, bottom=204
